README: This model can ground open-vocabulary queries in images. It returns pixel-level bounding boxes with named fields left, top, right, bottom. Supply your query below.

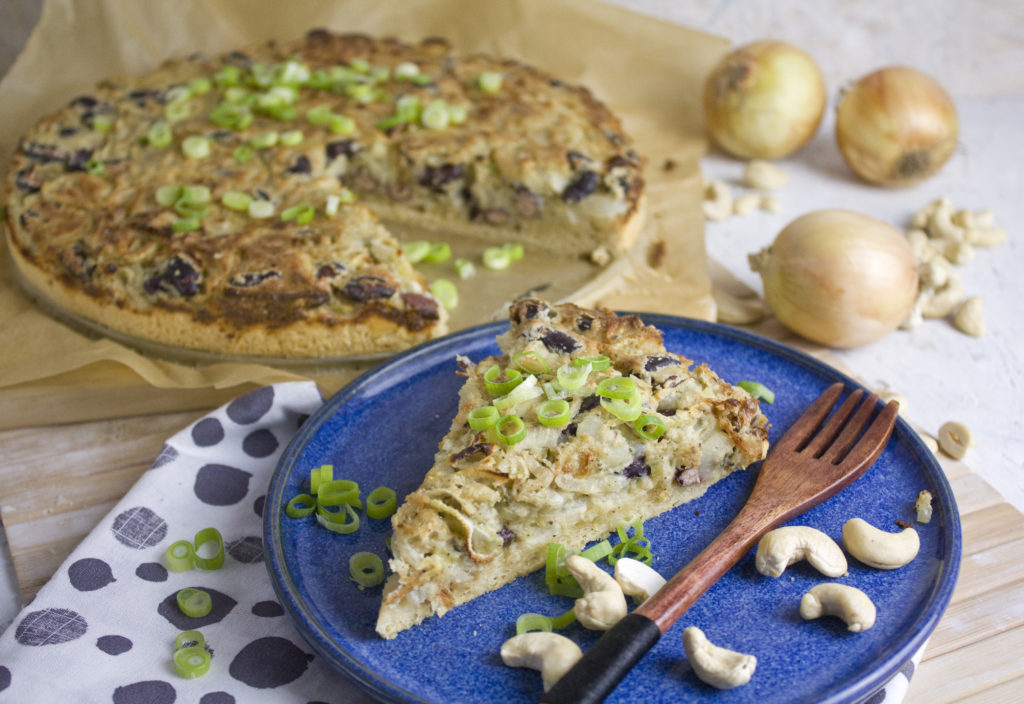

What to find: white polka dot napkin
left=0, top=381, right=922, bottom=703
left=0, top=382, right=374, bottom=704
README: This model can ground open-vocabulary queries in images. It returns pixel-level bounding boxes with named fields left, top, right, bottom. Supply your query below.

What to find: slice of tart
left=376, top=299, right=769, bottom=638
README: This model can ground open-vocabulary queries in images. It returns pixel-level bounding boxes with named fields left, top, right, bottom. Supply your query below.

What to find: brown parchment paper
left=0, top=0, right=728, bottom=427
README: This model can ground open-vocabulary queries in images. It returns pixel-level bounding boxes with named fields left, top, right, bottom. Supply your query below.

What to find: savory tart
left=376, top=299, right=769, bottom=638
left=4, top=30, right=645, bottom=358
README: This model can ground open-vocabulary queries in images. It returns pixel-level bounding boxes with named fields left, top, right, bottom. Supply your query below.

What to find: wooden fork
left=541, top=382, right=899, bottom=704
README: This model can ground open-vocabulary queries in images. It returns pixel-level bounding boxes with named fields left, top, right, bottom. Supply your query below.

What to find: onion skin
left=703, top=40, right=826, bottom=160
left=749, top=210, right=919, bottom=348
left=836, top=67, right=959, bottom=187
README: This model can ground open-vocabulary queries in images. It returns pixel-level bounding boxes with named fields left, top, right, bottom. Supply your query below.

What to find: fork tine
left=820, top=392, right=880, bottom=464
left=837, top=401, right=899, bottom=469
left=773, top=382, right=844, bottom=452
left=801, top=389, right=864, bottom=457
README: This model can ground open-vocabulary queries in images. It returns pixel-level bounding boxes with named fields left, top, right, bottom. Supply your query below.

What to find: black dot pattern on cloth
left=15, top=608, right=88, bottom=646
left=192, top=417, right=226, bottom=446
left=96, top=635, right=133, bottom=655
left=157, top=587, right=237, bottom=630
left=68, top=557, right=116, bottom=591
left=194, top=464, right=253, bottom=506
left=253, top=494, right=266, bottom=518
left=900, top=658, right=916, bottom=680
left=199, top=692, right=236, bottom=704
left=111, top=506, right=168, bottom=549
left=135, top=562, right=168, bottom=582
left=226, top=385, right=275, bottom=425
left=242, top=428, right=278, bottom=457
left=228, top=636, right=313, bottom=689
left=112, top=680, right=176, bottom=704
left=226, top=536, right=263, bottom=564
left=251, top=600, right=285, bottom=618
left=148, top=444, right=179, bottom=470
left=0, top=666, right=10, bottom=692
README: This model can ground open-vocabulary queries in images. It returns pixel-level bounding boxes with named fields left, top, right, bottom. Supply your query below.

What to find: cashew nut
left=743, top=159, right=788, bottom=190
left=500, top=632, right=582, bottom=692
left=754, top=526, right=848, bottom=578
left=905, top=228, right=939, bottom=262
left=920, top=273, right=965, bottom=318
left=565, top=554, right=627, bottom=630
left=928, top=201, right=966, bottom=242
left=759, top=194, right=782, bottom=213
left=966, top=225, right=1007, bottom=247
left=732, top=192, right=761, bottom=216
left=938, top=420, right=975, bottom=459
left=703, top=179, right=733, bottom=221
left=800, top=583, right=876, bottom=632
left=842, top=517, right=920, bottom=569
left=943, top=239, right=975, bottom=265
left=682, top=626, right=757, bottom=689
left=917, top=257, right=952, bottom=290
left=952, top=295, right=985, bottom=337
left=915, top=490, right=934, bottom=524
left=614, top=557, right=667, bottom=602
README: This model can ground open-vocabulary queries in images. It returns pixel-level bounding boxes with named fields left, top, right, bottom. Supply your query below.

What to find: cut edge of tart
left=375, top=298, right=769, bottom=639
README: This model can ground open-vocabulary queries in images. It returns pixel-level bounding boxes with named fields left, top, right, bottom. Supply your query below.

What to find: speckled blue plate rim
left=263, top=314, right=962, bottom=704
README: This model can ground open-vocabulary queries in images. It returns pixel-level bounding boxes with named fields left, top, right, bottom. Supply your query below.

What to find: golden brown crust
left=5, top=30, right=644, bottom=358
left=376, top=299, right=769, bottom=638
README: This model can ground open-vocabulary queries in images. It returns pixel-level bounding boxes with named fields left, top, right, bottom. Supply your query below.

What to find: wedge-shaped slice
left=376, top=299, right=769, bottom=639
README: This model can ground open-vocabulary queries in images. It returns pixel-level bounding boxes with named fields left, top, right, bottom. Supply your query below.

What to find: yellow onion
left=748, top=210, right=919, bottom=348
left=703, top=40, right=826, bottom=159
left=836, top=67, right=958, bottom=187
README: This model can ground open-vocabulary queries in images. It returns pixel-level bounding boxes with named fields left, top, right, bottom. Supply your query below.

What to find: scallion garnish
left=285, top=493, right=316, bottom=518
left=305, top=104, right=334, bottom=125
left=247, top=200, right=274, bottom=219
left=454, top=258, right=476, bottom=278
left=494, top=414, right=526, bottom=445
left=394, top=62, right=420, bottom=80
left=537, top=399, right=570, bottom=428
left=172, top=216, right=201, bottom=232
left=250, top=131, right=279, bottom=149
left=467, top=405, right=500, bottom=431
left=281, top=203, right=315, bottom=225
left=366, top=487, right=398, bottom=520
left=324, top=194, right=341, bottom=217
left=512, top=351, right=550, bottom=375
left=214, top=65, right=241, bottom=87
left=316, top=502, right=360, bottom=534
left=328, top=114, right=355, bottom=135
left=557, top=362, right=591, bottom=391
left=484, top=365, right=523, bottom=395
left=181, top=136, right=210, bottom=159
left=85, top=158, right=105, bottom=175
left=221, top=190, right=253, bottom=211
left=165, top=101, right=191, bottom=123
left=349, top=58, right=371, bottom=73
left=147, top=121, right=172, bottom=148
left=737, top=380, right=775, bottom=404
left=504, top=242, right=525, bottom=261
left=575, top=355, right=610, bottom=371
left=310, top=464, right=334, bottom=494
left=421, top=100, right=450, bottom=130
left=446, top=104, right=468, bottom=124
left=543, top=381, right=569, bottom=401
left=173, top=646, right=211, bottom=679
left=403, top=240, right=430, bottom=263
left=233, top=145, right=254, bottom=164
left=176, top=588, right=212, bottom=618
left=478, top=71, right=503, bottom=94
left=411, top=73, right=435, bottom=86
left=156, top=185, right=181, bottom=207
left=188, top=76, right=212, bottom=96
left=601, top=392, right=643, bottom=422
left=422, top=241, right=452, bottom=263
left=494, top=375, right=543, bottom=411
left=482, top=246, right=511, bottom=270
left=165, top=540, right=195, bottom=572
left=430, top=279, right=458, bottom=310
left=317, top=479, right=362, bottom=510
left=634, top=413, right=666, bottom=441
left=597, top=376, right=637, bottom=400
left=349, top=552, right=385, bottom=587
left=175, top=630, right=205, bottom=651
left=346, top=83, right=375, bottom=103
left=280, top=129, right=304, bottom=146
left=516, top=613, right=553, bottom=634
left=192, top=527, right=225, bottom=570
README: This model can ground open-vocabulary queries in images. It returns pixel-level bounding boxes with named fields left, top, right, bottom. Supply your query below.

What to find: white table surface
left=1, top=0, right=1021, bottom=641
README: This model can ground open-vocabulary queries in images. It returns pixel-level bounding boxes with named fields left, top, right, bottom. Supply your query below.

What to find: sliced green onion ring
left=483, top=365, right=523, bottom=396
left=171, top=216, right=201, bottom=233
left=574, top=355, right=611, bottom=371
left=173, top=646, right=211, bottom=679
left=478, top=71, right=503, bottom=93
left=516, top=613, right=553, bottom=635
left=366, top=487, right=398, bottom=519
left=494, top=376, right=542, bottom=411
left=147, top=121, right=172, bottom=148
left=467, top=405, right=500, bottom=431
left=316, top=502, right=360, bottom=534
left=504, top=242, right=525, bottom=261
left=543, top=381, right=569, bottom=401
left=512, top=351, right=550, bottom=375
left=310, top=464, right=334, bottom=494
left=597, top=376, right=637, bottom=400
left=175, top=629, right=205, bottom=651
left=402, top=240, right=430, bottom=263
left=285, top=493, right=316, bottom=518
left=601, top=393, right=643, bottom=422
left=537, top=399, right=570, bottom=428
left=222, top=190, right=253, bottom=211
left=737, top=380, right=775, bottom=404
left=494, top=414, right=526, bottom=445
left=482, top=246, right=511, bottom=270
left=557, top=362, right=591, bottom=391
left=579, top=538, right=614, bottom=563
left=165, top=540, right=195, bottom=572
left=348, top=551, right=385, bottom=587
left=181, top=136, right=210, bottom=159
left=454, top=258, right=475, bottom=278
left=634, top=413, right=666, bottom=441
left=609, top=535, right=653, bottom=566
left=192, top=527, right=225, bottom=571
left=545, top=542, right=568, bottom=586
left=317, top=479, right=362, bottom=509
left=233, top=145, right=253, bottom=164
left=430, top=278, right=458, bottom=310
left=176, top=588, right=213, bottom=618
left=156, top=185, right=182, bottom=207
left=423, top=241, right=452, bottom=263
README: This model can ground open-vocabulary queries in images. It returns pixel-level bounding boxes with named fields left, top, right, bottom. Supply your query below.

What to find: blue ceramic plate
left=264, top=316, right=960, bottom=704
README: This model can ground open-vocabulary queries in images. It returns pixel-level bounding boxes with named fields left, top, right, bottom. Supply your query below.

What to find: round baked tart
left=4, top=30, right=645, bottom=359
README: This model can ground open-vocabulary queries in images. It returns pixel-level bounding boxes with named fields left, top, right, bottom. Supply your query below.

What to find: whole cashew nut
left=614, top=557, right=667, bottom=602
left=842, top=517, right=920, bottom=570
left=565, top=554, right=627, bottom=630
left=500, top=632, right=583, bottom=692
left=754, top=526, right=848, bottom=578
left=703, top=179, right=733, bottom=222
left=800, top=583, right=876, bottom=632
left=682, top=626, right=757, bottom=689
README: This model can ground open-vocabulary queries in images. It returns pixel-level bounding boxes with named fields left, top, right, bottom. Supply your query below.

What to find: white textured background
left=1, top=0, right=1022, bottom=632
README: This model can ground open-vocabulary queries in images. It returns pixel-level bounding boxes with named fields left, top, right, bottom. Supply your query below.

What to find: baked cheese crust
left=377, top=299, right=769, bottom=638
left=4, top=31, right=644, bottom=358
